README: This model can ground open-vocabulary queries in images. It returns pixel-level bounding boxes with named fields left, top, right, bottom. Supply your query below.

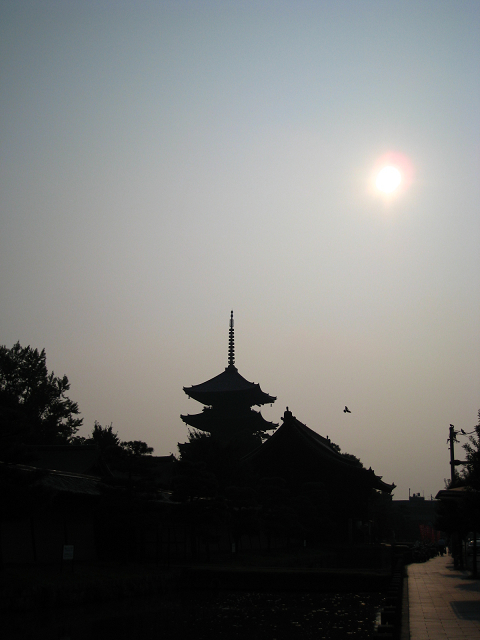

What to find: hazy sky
left=1, top=1, right=479, bottom=500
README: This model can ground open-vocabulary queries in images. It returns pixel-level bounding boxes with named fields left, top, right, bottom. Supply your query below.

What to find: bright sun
left=376, top=165, right=402, bottom=193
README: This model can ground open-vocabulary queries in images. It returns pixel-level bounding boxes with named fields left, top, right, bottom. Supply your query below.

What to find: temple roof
left=243, top=408, right=394, bottom=493
left=24, top=445, right=107, bottom=477
left=184, top=364, right=276, bottom=406
left=183, top=311, right=276, bottom=407
left=181, top=405, right=277, bottom=432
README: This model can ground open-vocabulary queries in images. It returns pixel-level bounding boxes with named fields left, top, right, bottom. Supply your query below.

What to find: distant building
left=391, top=493, right=439, bottom=542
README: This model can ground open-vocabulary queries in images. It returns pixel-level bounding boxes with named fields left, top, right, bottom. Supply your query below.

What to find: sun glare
left=376, top=166, right=401, bottom=193
left=371, top=151, right=413, bottom=199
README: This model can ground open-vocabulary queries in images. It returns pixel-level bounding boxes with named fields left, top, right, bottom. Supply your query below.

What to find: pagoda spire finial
left=228, top=310, right=235, bottom=367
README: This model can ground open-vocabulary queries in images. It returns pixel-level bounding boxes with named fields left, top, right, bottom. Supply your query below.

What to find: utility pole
left=448, top=424, right=461, bottom=569
left=447, top=424, right=475, bottom=573
left=449, top=425, right=458, bottom=485
left=448, top=424, right=468, bottom=484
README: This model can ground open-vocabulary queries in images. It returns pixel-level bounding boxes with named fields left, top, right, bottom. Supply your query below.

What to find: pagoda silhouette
left=180, top=311, right=277, bottom=454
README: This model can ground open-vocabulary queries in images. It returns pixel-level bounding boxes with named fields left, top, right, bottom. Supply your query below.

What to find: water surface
left=4, top=590, right=384, bottom=639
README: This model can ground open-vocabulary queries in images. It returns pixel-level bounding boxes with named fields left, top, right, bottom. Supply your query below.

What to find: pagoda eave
left=181, top=408, right=277, bottom=432
left=183, top=362, right=275, bottom=408
left=184, top=388, right=276, bottom=407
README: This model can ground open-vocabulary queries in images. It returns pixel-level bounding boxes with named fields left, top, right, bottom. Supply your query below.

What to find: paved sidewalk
left=408, top=554, right=480, bottom=639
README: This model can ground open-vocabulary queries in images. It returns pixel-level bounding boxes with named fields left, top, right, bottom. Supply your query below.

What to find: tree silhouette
left=0, top=342, right=82, bottom=449
left=462, top=410, right=480, bottom=489
left=121, top=440, right=154, bottom=457
left=90, top=421, right=120, bottom=449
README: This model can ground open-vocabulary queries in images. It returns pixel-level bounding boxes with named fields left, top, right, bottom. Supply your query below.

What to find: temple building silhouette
left=244, top=407, right=394, bottom=493
left=244, top=407, right=394, bottom=536
left=180, top=311, right=277, bottom=453
left=179, top=312, right=395, bottom=542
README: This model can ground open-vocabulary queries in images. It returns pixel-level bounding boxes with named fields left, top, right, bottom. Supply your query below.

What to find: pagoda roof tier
left=243, top=408, right=394, bottom=494
left=183, top=364, right=276, bottom=407
left=181, top=406, right=278, bottom=433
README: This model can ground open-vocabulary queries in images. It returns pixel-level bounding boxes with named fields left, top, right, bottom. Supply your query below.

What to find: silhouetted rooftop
left=244, top=408, right=394, bottom=493
left=184, top=364, right=276, bottom=407
left=25, top=444, right=107, bottom=477
left=0, top=461, right=101, bottom=496
left=181, top=405, right=277, bottom=432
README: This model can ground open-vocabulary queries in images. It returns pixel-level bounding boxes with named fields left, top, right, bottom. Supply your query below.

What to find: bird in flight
left=344, top=406, right=351, bottom=413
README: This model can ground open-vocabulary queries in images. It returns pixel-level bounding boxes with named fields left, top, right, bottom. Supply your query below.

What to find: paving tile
left=408, top=555, right=480, bottom=639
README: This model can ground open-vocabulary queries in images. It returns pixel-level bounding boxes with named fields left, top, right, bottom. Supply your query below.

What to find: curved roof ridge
left=184, top=365, right=257, bottom=394
left=183, top=364, right=276, bottom=406
left=276, top=408, right=346, bottom=463
left=243, top=408, right=395, bottom=493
